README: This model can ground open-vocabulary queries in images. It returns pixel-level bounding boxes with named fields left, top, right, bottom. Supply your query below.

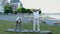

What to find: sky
left=20, top=0, right=60, bottom=13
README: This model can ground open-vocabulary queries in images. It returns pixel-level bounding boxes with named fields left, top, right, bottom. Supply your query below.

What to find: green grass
left=0, top=20, right=60, bottom=34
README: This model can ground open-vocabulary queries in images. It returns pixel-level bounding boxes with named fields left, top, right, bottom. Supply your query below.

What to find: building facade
left=10, top=0, right=23, bottom=11
left=2, top=0, right=9, bottom=5
left=0, top=0, right=4, bottom=13
left=0, top=0, right=23, bottom=13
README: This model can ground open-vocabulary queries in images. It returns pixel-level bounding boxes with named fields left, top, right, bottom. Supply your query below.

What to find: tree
left=17, top=8, right=27, bottom=17
left=17, top=8, right=33, bottom=15
left=17, top=8, right=26, bottom=13
left=14, top=11, right=17, bottom=14
left=26, top=9, right=32, bottom=14
left=4, top=4, right=13, bottom=14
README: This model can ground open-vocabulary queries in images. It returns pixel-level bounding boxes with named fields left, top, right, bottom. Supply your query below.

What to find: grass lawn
left=0, top=20, right=60, bottom=34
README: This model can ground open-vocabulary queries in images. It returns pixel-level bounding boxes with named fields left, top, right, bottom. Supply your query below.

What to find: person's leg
left=15, top=21, right=18, bottom=31
left=37, top=19, right=40, bottom=32
left=33, top=19, right=36, bottom=31
left=19, top=23, right=22, bottom=31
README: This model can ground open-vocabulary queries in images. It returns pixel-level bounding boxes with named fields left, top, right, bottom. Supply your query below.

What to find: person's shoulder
left=16, top=17, right=20, bottom=20
left=17, top=17, right=20, bottom=18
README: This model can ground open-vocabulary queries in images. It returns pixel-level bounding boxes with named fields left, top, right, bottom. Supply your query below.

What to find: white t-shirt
left=33, top=11, right=39, bottom=19
left=16, top=17, right=21, bottom=21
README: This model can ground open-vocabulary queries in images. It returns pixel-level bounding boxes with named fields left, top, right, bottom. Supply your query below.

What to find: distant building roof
left=10, top=0, right=20, bottom=3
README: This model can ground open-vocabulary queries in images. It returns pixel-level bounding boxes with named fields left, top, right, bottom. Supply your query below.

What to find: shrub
left=17, top=8, right=26, bottom=13
left=14, top=11, right=17, bottom=14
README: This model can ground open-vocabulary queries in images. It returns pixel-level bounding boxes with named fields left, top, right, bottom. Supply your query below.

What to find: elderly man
left=15, top=17, right=22, bottom=31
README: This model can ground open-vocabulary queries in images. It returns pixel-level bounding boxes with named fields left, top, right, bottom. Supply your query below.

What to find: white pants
left=33, top=18, right=40, bottom=31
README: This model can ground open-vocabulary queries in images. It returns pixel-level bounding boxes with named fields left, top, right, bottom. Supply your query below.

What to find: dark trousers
left=15, top=21, right=22, bottom=31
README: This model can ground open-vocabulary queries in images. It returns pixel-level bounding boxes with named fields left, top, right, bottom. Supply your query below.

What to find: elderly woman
left=15, top=17, right=22, bottom=31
